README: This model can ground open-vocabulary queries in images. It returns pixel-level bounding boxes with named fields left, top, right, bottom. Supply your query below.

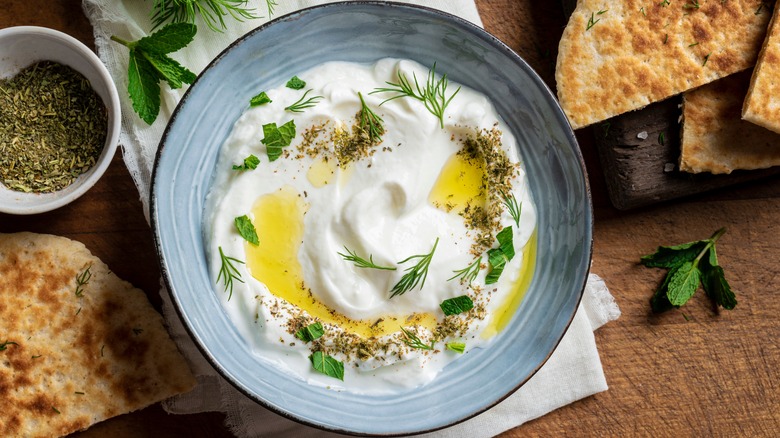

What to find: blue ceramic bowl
left=152, top=2, right=591, bottom=435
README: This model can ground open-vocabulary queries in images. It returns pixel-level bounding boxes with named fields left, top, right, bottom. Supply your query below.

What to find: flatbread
left=556, top=0, right=772, bottom=130
left=0, top=233, right=195, bottom=437
left=680, top=70, right=780, bottom=174
left=743, top=4, right=780, bottom=133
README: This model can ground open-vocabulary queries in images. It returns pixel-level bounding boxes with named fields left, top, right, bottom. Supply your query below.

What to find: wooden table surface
left=2, top=1, right=779, bottom=436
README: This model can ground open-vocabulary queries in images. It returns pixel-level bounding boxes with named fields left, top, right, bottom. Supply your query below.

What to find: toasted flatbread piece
left=556, top=0, right=771, bottom=130
left=743, top=5, right=780, bottom=133
left=0, top=233, right=195, bottom=437
left=681, top=70, right=780, bottom=174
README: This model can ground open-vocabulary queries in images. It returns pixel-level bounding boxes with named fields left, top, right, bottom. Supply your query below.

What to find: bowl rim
left=150, top=1, right=593, bottom=435
left=0, top=25, right=121, bottom=215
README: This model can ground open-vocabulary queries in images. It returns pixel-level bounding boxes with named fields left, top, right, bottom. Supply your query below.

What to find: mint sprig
left=485, top=226, right=515, bottom=284
left=641, top=228, right=737, bottom=312
left=261, top=120, right=296, bottom=161
left=234, top=215, right=259, bottom=245
left=111, top=23, right=197, bottom=125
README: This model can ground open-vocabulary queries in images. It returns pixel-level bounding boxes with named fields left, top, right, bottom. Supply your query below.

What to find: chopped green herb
left=586, top=9, right=607, bottom=31
left=390, top=238, right=439, bottom=298
left=309, top=351, right=344, bottom=380
left=641, top=228, right=736, bottom=312
left=284, top=89, right=323, bottom=113
left=445, top=342, right=466, bottom=354
left=440, top=295, right=474, bottom=316
left=75, top=391, right=85, bottom=395
left=217, top=246, right=245, bottom=300
left=659, top=132, right=666, bottom=145
left=75, top=264, right=92, bottom=297
left=234, top=215, right=259, bottom=245
left=296, top=322, right=324, bottom=342
left=400, top=327, right=435, bottom=350
left=338, top=247, right=396, bottom=271
left=485, top=227, right=516, bottom=284
left=32, top=354, right=42, bottom=359
left=52, top=407, right=61, bottom=414
left=232, top=154, right=260, bottom=171
left=703, top=53, right=711, bottom=66
left=250, top=91, right=272, bottom=106
left=286, top=76, right=306, bottom=90
left=448, top=257, right=481, bottom=283
left=261, top=120, right=296, bottom=161
left=683, top=0, right=700, bottom=9
left=110, top=23, right=197, bottom=124
left=0, top=340, right=18, bottom=351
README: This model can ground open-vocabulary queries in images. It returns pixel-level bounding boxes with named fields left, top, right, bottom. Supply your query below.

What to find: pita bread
left=743, top=5, right=780, bottom=133
left=0, top=233, right=195, bottom=437
left=556, top=0, right=771, bottom=129
left=681, top=70, right=780, bottom=174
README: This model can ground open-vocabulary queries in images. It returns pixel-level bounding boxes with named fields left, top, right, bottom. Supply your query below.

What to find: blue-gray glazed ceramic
left=151, top=2, right=592, bottom=435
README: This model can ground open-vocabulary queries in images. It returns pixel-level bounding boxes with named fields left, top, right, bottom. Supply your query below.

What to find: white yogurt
left=204, top=59, right=536, bottom=394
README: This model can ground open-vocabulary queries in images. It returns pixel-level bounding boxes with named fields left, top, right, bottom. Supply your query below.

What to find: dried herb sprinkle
left=0, top=61, right=107, bottom=193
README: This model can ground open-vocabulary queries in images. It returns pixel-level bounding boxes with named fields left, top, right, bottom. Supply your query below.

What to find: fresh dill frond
left=371, top=63, right=460, bottom=128
left=447, top=257, right=482, bottom=283
left=400, top=327, right=435, bottom=350
left=284, top=89, right=323, bottom=113
left=390, top=238, right=439, bottom=298
left=217, top=246, right=244, bottom=300
left=338, top=246, right=396, bottom=271
left=75, top=264, right=92, bottom=297
left=358, top=92, right=385, bottom=143
left=501, top=191, right=522, bottom=227
left=150, top=0, right=260, bottom=32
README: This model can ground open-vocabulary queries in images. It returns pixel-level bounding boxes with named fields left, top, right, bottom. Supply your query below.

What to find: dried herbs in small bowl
left=0, top=26, right=120, bottom=215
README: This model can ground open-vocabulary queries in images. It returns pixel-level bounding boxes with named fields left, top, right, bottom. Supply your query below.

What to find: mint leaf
left=286, top=76, right=306, bottom=89
left=445, top=342, right=465, bottom=354
left=295, top=322, right=324, bottom=342
left=136, top=23, right=197, bottom=54
left=440, top=295, right=474, bottom=316
left=666, top=261, right=701, bottom=307
left=261, top=120, right=296, bottom=161
left=485, top=226, right=515, bottom=285
left=640, top=240, right=707, bottom=268
left=232, top=154, right=260, bottom=171
left=700, top=247, right=737, bottom=310
left=127, top=50, right=161, bottom=125
left=310, top=351, right=344, bottom=380
left=234, top=215, right=259, bottom=245
left=140, top=50, right=196, bottom=89
left=250, top=91, right=272, bottom=106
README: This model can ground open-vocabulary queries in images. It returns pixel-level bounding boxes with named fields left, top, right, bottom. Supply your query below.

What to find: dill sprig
left=390, top=238, right=439, bottom=298
left=447, top=257, right=481, bottom=283
left=400, top=327, right=435, bottom=350
left=217, top=246, right=244, bottom=300
left=338, top=246, right=396, bottom=271
left=74, top=264, right=92, bottom=297
left=371, top=63, right=460, bottom=128
left=150, top=0, right=264, bottom=32
left=358, top=92, right=385, bottom=143
left=285, top=89, right=323, bottom=113
left=501, top=191, right=522, bottom=227
left=0, top=340, right=18, bottom=351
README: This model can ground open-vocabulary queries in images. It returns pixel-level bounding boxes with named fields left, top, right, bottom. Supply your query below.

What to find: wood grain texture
left=1, top=1, right=779, bottom=437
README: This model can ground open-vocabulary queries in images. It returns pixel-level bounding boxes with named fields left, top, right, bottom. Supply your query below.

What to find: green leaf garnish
left=309, top=351, right=344, bottom=380
left=502, top=191, right=522, bottom=227
left=286, top=76, right=306, bottom=90
left=338, top=246, right=396, bottom=271
left=74, top=264, right=92, bottom=297
left=447, top=257, right=481, bottom=283
left=234, top=215, right=259, bottom=245
left=400, top=327, right=435, bottom=350
left=371, top=62, right=460, bottom=128
left=232, top=154, right=260, bottom=171
left=284, top=89, right=323, bottom=113
left=642, top=228, right=736, bottom=312
left=485, top=226, right=515, bottom=284
left=0, top=340, right=18, bottom=351
left=150, top=0, right=261, bottom=33
left=217, top=246, right=244, bottom=300
left=390, top=238, right=439, bottom=298
left=440, top=295, right=474, bottom=316
left=445, top=342, right=466, bottom=354
left=261, top=120, right=296, bottom=161
left=250, top=91, right=272, bottom=106
left=110, top=23, right=197, bottom=124
left=358, top=91, right=385, bottom=143
left=296, top=322, right=324, bottom=342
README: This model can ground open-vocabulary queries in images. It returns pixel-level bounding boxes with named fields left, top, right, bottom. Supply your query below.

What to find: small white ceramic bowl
left=0, top=26, right=120, bottom=215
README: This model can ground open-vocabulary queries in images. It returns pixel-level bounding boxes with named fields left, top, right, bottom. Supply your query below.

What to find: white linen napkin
left=80, top=1, right=621, bottom=436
